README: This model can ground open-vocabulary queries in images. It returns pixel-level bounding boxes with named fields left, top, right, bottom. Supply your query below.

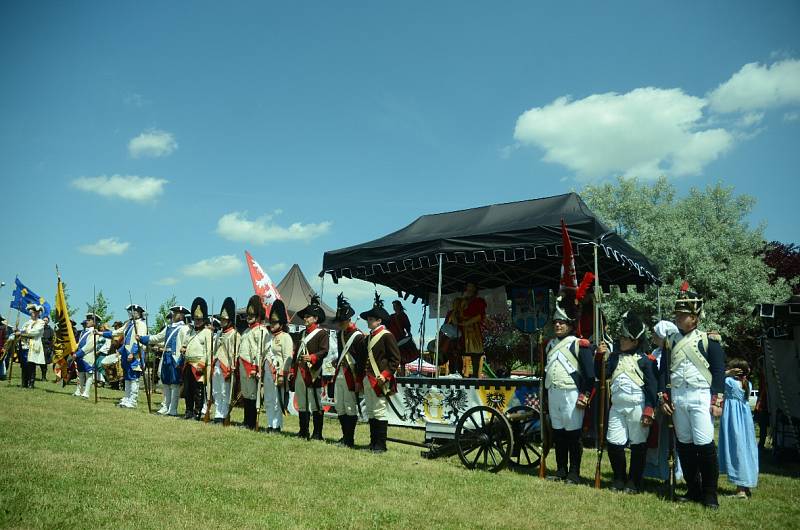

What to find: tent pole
left=417, top=304, right=426, bottom=375
left=434, top=254, right=443, bottom=375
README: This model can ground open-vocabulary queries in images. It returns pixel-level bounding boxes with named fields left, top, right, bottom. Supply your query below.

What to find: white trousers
left=262, top=363, right=283, bottom=429
left=607, top=397, right=649, bottom=445
left=212, top=361, right=231, bottom=420
left=334, top=370, right=359, bottom=417
left=362, top=376, right=387, bottom=420
left=548, top=387, right=584, bottom=431
left=162, top=384, right=180, bottom=415
left=295, top=375, right=322, bottom=413
left=120, top=380, right=132, bottom=405
left=672, top=385, right=714, bottom=445
left=75, top=372, right=94, bottom=398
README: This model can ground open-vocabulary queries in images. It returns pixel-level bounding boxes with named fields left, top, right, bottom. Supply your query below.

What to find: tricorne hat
left=26, top=302, right=44, bottom=313
left=620, top=311, right=646, bottom=340
left=298, top=294, right=326, bottom=322
left=552, top=295, right=576, bottom=323
left=333, top=293, right=355, bottom=323
left=169, top=305, right=190, bottom=316
left=360, top=292, right=391, bottom=323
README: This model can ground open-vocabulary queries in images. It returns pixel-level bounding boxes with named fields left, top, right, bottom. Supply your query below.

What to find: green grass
left=1, top=372, right=799, bottom=530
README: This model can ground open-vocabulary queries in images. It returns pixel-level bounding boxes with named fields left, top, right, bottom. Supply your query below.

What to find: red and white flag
left=245, top=250, right=282, bottom=315
left=560, top=218, right=578, bottom=293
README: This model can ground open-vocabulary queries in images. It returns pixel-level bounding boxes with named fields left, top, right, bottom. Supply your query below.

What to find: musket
left=254, top=324, right=263, bottom=431
left=665, top=337, right=676, bottom=501
left=538, top=329, right=549, bottom=479
left=203, top=323, right=215, bottom=423
left=593, top=252, right=607, bottom=490
left=93, top=286, right=98, bottom=404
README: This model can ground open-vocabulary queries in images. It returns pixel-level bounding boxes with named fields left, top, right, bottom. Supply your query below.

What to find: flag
left=52, top=276, right=77, bottom=365
left=245, top=250, right=282, bottom=316
left=559, top=219, right=578, bottom=293
left=10, top=277, right=51, bottom=317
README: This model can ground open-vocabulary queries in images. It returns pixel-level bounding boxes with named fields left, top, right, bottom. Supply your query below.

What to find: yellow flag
left=52, top=277, right=77, bottom=363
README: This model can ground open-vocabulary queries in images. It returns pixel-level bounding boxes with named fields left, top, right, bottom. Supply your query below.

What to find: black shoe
left=565, top=472, right=580, bottom=485
left=183, top=412, right=194, bottom=420
left=610, top=480, right=625, bottom=492
left=547, top=468, right=567, bottom=481
left=624, top=481, right=640, bottom=494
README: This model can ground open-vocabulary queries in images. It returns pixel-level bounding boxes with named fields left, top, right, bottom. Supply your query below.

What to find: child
left=718, top=358, right=759, bottom=498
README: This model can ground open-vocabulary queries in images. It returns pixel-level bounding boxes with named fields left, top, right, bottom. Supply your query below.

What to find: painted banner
left=245, top=250, right=281, bottom=315
left=285, top=377, right=541, bottom=427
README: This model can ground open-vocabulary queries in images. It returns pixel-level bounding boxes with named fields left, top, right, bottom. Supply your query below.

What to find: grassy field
left=1, top=373, right=799, bottom=530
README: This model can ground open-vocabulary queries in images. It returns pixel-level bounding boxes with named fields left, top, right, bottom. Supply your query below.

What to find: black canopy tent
left=320, top=193, right=661, bottom=299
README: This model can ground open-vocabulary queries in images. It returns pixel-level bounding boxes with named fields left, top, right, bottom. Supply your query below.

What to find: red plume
left=680, top=280, right=689, bottom=293
left=576, top=272, right=595, bottom=302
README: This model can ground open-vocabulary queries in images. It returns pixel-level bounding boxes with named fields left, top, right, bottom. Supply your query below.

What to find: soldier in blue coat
left=660, top=287, right=726, bottom=509
left=138, top=305, right=190, bottom=416
left=72, top=313, right=106, bottom=399
left=102, top=304, right=147, bottom=408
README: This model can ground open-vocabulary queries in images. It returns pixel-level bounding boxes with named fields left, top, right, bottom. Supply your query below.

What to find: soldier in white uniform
left=73, top=313, right=106, bottom=399
left=544, top=296, right=596, bottom=484
left=180, top=297, right=212, bottom=420
left=210, top=298, right=240, bottom=424
left=239, top=295, right=268, bottom=430
left=17, top=303, right=46, bottom=389
left=332, top=293, right=365, bottom=448
left=263, top=299, right=293, bottom=432
left=138, top=305, right=190, bottom=416
left=660, top=286, right=726, bottom=509
left=102, top=304, right=148, bottom=408
left=604, top=311, right=658, bottom=493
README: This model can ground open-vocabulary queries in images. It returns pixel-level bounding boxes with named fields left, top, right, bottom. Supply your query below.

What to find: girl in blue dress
left=718, top=358, right=759, bottom=498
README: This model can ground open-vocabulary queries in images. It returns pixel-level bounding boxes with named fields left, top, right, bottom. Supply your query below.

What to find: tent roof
left=276, top=264, right=335, bottom=325
left=320, top=192, right=660, bottom=301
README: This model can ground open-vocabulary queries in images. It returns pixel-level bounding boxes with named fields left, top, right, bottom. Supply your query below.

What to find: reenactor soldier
left=139, top=305, right=190, bottom=416
left=263, top=299, right=293, bottom=432
left=180, top=297, right=212, bottom=420
left=102, top=304, right=147, bottom=408
left=333, top=293, right=366, bottom=448
left=72, top=313, right=106, bottom=399
left=359, top=293, right=400, bottom=453
left=604, top=311, right=658, bottom=493
left=211, top=298, right=240, bottom=423
left=544, top=295, right=596, bottom=484
left=660, top=285, right=726, bottom=509
left=239, top=295, right=268, bottom=430
left=290, top=295, right=329, bottom=440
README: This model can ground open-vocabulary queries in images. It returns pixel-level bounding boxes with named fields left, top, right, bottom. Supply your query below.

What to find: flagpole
left=93, top=285, right=98, bottom=404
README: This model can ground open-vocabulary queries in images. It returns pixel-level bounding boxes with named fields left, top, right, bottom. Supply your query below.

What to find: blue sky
left=1, top=1, right=798, bottom=331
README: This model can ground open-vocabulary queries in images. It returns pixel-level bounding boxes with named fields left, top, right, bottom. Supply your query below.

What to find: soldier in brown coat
left=290, top=295, right=329, bottom=440
left=359, top=293, right=400, bottom=453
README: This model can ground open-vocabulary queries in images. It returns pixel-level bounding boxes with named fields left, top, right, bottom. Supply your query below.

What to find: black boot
left=607, top=443, right=627, bottom=491
left=626, top=443, right=647, bottom=494
left=698, top=443, right=720, bottom=510
left=371, top=420, right=388, bottom=453
left=311, top=412, right=324, bottom=441
left=338, top=415, right=356, bottom=448
left=566, top=429, right=583, bottom=484
left=368, top=419, right=377, bottom=451
left=549, top=429, right=568, bottom=481
left=336, top=416, right=348, bottom=446
left=297, top=411, right=310, bottom=439
left=240, top=398, right=253, bottom=427
left=676, top=442, right=702, bottom=503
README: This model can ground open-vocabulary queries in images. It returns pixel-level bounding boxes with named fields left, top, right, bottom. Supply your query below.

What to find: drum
left=397, top=336, right=419, bottom=364
left=101, top=353, right=123, bottom=383
left=440, top=323, right=460, bottom=339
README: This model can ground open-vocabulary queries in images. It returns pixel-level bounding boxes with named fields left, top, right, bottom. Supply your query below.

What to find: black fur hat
left=269, top=299, right=288, bottom=327
left=190, top=297, right=208, bottom=321
left=246, top=295, right=266, bottom=322
left=219, top=297, right=236, bottom=323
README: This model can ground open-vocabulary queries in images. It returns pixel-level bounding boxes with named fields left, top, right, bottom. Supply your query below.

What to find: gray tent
left=276, top=264, right=335, bottom=326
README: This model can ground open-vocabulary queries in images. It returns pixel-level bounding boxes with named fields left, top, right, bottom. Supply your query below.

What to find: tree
left=153, top=295, right=178, bottom=334
left=580, top=177, right=792, bottom=363
left=85, top=290, right=114, bottom=326
left=60, top=281, right=80, bottom=323
left=763, top=241, right=800, bottom=294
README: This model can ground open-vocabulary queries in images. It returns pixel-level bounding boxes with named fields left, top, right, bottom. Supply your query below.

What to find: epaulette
left=707, top=332, right=722, bottom=342
left=646, top=353, right=657, bottom=362
left=578, top=338, right=590, bottom=348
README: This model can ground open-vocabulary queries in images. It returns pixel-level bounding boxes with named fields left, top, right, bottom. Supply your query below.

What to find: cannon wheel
left=506, top=405, right=543, bottom=470
left=455, top=405, right=513, bottom=473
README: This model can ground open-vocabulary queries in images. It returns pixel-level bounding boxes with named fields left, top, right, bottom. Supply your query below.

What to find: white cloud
left=78, top=237, right=130, bottom=256
left=128, top=129, right=178, bottom=158
left=216, top=212, right=332, bottom=245
left=784, top=111, right=800, bottom=122
left=268, top=262, right=288, bottom=274
left=513, top=88, right=733, bottom=179
left=155, top=277, right=179, bottom=286
left=708, top=59, right=800, bottom=114
left=71, top=175, right=167, bottom=202
left=182, top=255, right=243, bottom=279
left=123, top=93, right=148, bottom=107
left=325, top=277, right=397, bottom=304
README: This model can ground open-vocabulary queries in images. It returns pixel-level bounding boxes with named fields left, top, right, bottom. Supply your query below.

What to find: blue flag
left=10, top=277, right=51, bottom=317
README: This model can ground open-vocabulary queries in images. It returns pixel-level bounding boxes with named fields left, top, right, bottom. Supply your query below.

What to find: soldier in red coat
left=332, top=293, right=365, bottom=448
left=359, top=293, right=401, bottom=453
